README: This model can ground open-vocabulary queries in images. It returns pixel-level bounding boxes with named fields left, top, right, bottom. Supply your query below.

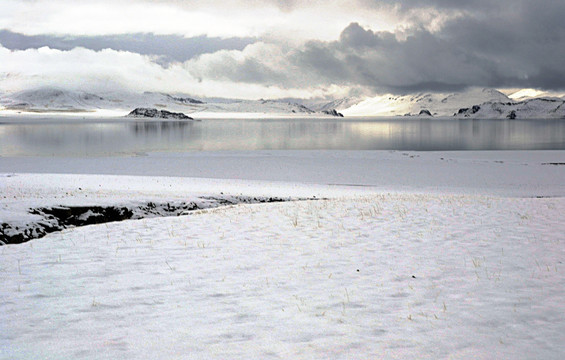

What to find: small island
left=126, top=108, right=193, bottom=120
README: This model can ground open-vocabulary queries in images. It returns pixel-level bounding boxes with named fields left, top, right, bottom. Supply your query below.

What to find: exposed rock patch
left=456, top=105, right=481, bottom=117
left=127, top=108, right=193, bottom=120
left=0, top=196, right=308, bottom=245
left=322, top=109, right=344, bottom=117
left=165, top=94, right=204, bottom=104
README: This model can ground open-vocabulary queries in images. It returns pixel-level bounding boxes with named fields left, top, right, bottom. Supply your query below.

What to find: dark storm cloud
left=289, top=0, right=565, bottom=92
left=290, top=23, right=496, bottom=92
left=0, top=30, right=256, bottom=63
left=176, top=0, right=565, bottom=93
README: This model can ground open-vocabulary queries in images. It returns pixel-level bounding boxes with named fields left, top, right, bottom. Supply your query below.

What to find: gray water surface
left=1, top=117, right=565, bottom=156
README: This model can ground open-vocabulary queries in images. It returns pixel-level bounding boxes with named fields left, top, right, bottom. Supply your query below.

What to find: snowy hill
left=0, top=88, right=108, bottom=112
left=0, top=88, right=208, bottom=115
left=309, top=97, right=363, bottom=112
left=454, top=98, right=565, bottom=119
left=0, top=88, right=341, bottom=118
left=2, top=86, right=563, bottom=119
left=197, top=98, right=318, bottom=116
left=341, top=88, right=511, bottom=117
left=508, top=89, right=565, bottom=101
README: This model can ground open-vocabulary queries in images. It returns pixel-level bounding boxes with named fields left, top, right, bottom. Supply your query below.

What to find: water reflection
left=0, top=118, right=564, bottom=156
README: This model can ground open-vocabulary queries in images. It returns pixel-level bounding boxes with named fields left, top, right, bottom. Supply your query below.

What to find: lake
left=1, top=117, right=565, bottom=156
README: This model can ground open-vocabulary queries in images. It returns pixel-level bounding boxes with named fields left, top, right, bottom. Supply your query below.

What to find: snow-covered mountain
left=308, top=97, right=363, bottom=112
left=199, top=98, right=318, bottom=116
left=0, top=88, right=108, bottom=112
left=0, top=88, right=341, bottom=117
left=1, top=86, right=564, bottom=119
left=508, top=89, right=565, bottom=101
left=341, top=88, right=512, bottom=117
left=0, top=88, right=207, bottom=114
left=454, top=98, right=565, bottom=119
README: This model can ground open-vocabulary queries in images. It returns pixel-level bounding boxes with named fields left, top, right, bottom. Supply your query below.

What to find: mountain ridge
left=0, top=87, right=343, bottom=117
left=1, top=86, right=563, bottom=119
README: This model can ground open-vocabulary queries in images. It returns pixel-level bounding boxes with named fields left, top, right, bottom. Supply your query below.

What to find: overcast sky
left=1, top=0, right=564, bottom=99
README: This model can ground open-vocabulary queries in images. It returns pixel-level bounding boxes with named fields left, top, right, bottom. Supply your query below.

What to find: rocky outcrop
left=165, top=94, right=204, bottom=104
left=0, top=196, right=299, bottom=245
left=418, top=109, right=433, bottom=117
left=453, top=98, right=565, bottom=119
left=127, top=108, right=193, bottom=120
left=456, top=105, right=481, bottom=117
left=322, top=109, right=344, bottom=117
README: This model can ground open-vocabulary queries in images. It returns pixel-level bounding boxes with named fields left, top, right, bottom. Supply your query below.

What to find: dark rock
left=165, top=94, right=204, bottom=104
left=455, top=105, right=481, bottom=117
left=1, top=196, right=313, bottom=245
left=322, top=109, right=344, bottom=117
left=127, top=108, right=193, bottom=120
left=507, top=110, right=517, bottom=119
left=418, top=109, right=433, bottom=117
left=456, top=105, right=481, bottom=117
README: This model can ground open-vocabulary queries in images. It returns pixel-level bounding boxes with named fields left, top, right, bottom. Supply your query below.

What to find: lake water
left=1, top=117, right=565, bottom=156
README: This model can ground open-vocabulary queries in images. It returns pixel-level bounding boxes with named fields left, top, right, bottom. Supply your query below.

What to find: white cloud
left=0, top=1, right=266, bottom=38
left=0, top=45, right=348, bottom=99
left=3, top=0, right=564, bottom=95
left=0, top=0, right=398, bottom=41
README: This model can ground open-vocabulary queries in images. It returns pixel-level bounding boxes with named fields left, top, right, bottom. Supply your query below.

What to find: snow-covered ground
left=1, top=150, right=565, bottom=359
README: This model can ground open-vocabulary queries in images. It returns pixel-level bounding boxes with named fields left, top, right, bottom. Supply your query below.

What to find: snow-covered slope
left=0, top=88, right=108, bottom=112
left=0, top=88, right=341, bottom=118
left=308, top=97, right=363, bottom=112
left=196, top=99, right=317, bottom=117
left=455, top=98, right=565, bottom=119
left=508, top=89, right=565, bottom=101
left=0, top=88, right=208, bottom=115
left=342, top=88, right=511, bottom=117
left=2, top=86, right=564, bottom=119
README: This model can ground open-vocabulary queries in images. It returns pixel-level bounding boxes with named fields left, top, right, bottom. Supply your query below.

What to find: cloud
left=1, top=0, right=565, bottom=95
left=0, top=0, right=277, bottom=38
left=289, top=23, right=497, bottom=92
left=0, top=45, right=346, bottom=99
left=0, top=30, right=256, bottom=63
left=185, top=43, right=290, bottom=84
left=0, top=45, right=189, bottom=93
left=287, top=0, right=565, bottom=92
left=0, top=0, right=399, bottom=41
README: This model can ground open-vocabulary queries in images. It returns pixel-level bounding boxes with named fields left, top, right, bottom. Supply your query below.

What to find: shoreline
left=2, top=150, right=565, bottom=196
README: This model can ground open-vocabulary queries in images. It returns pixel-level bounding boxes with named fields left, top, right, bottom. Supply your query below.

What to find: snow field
left=1, top=193, right=564, bottom=359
